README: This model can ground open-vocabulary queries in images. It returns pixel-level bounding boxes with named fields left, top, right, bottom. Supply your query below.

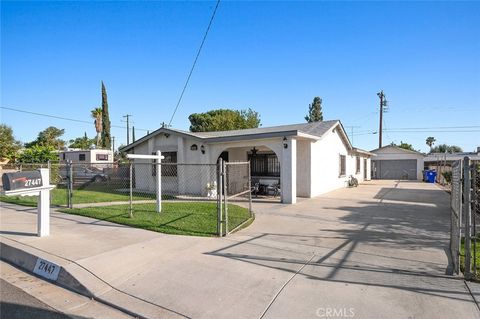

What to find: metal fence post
left=473, top=162, right=477, bottom=276
left=464, top=156, right=472, bottom=279
left=223, top=161, right=228, bottom=235
left=156, top=150, right=162, bottom=213
left=129, top=162, right=133, bottom=218
left=67, top=160, right=73, bottom=209
left=248, top=161, right=252, bottom=217
left=217, top=158, right=223, bottom=237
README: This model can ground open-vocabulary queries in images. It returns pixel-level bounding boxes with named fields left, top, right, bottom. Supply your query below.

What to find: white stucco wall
left=371, top=146, right=424, bottom=180
left=346, top=154, right=371, bottom=183
left=310, top=128, right=351, bottom=197
left=296, top=139, right=311, bottom=197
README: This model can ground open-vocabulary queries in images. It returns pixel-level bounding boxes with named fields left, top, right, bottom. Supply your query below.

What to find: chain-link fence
left=1, top=160, right=254, bottom=237
left=450, top=157, right=480, bottom=279
left=450, top=160, right=462, bottom=275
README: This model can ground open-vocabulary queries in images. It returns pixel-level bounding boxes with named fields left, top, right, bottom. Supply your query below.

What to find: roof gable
left=371, top=145, right=424, bottom=156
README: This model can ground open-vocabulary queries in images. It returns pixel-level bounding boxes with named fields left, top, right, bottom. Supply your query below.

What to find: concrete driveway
left=1, top=180, right=478, bottom=319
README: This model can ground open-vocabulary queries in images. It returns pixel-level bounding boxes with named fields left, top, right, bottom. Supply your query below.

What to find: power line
left=384, top=125, right=480, bottom=130
left=353, top=129, right=480, bottom=136
left=168, top=0, right=221, bottom=126
left=1, top=106, right=151, bottom=132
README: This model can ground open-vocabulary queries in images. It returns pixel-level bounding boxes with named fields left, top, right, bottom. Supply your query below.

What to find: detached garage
left=370, top=145, right=424, bottom=180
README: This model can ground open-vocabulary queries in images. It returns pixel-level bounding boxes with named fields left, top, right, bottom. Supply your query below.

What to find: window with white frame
left=356, top=156, right=360, bottom=174
left=339, top=155, right=346, bottom=177
left=96, top=154, right=109, bottom=161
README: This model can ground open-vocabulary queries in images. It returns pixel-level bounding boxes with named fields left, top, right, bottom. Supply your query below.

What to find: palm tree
left=426, top=136, right=436, bottom=153
left=91, top=108, right=102, bottom=147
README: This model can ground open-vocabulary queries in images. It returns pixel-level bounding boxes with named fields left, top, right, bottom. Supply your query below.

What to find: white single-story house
left=370, top=145, right=424, bottom=180
left=59, top=149, right=114, bottom=164
left=120, top=120, right=374, bottom=204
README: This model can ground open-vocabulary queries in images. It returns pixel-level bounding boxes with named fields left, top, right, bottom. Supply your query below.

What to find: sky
left=1, top=1, right=479, bottom=153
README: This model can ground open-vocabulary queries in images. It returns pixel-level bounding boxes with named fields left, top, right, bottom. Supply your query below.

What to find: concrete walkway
left=1, top=180, right=479, bottom=318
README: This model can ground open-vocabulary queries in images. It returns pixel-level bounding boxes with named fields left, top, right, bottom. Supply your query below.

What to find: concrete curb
left=0, top=237, right=188, bottom=319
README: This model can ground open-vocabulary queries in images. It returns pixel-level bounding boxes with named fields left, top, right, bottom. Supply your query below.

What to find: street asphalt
left=0, top=278, right=70, bottom=319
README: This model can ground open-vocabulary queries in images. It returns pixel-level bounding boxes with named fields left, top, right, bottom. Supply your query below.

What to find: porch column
left=281, top=137, right=297, bottom=204
left=177, top=137, right=186, bottom=194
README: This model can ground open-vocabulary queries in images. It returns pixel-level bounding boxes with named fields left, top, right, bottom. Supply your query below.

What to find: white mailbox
left=2, top=168, right=56, bottom=237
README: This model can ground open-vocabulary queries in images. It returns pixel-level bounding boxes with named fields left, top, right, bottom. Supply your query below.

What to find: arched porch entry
left=209, top=138, right=297, bottom=204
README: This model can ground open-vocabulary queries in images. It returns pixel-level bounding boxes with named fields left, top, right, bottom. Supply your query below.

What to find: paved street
left=1, top=180, right=478, bottom=318
left=0, top=278, right=70, bottom=319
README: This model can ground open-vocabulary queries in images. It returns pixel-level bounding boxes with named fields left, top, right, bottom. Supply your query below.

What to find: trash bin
left=426, top=170, right=437, bottom=183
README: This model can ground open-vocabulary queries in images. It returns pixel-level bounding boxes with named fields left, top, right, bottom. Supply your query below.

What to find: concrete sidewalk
left=1, top=180, right=479, bottom=318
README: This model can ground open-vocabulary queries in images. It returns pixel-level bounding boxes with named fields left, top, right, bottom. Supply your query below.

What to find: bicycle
left=348, top=175, right=358, bottom=187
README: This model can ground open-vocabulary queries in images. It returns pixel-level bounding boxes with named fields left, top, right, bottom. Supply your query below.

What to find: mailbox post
left=126, top=151, right=164, bottom=213
left=2, top=168, right=55, bottom=237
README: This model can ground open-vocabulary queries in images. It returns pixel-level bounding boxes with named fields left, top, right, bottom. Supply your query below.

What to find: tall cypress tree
left=101, top=81, right=111, bottom=149
left=305, top=96, right=324, bottom=122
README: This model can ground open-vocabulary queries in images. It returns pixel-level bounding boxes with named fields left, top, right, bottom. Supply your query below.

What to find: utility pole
left=377, top=90, right=387, bottom=148
left=123, top=114, right=132, bottom=145
left=112, top=136, right=115, bottom=153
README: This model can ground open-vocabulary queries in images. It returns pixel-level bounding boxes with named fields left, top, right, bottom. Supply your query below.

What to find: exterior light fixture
left=164, top=133, right=170, bottom=138
left=283, top=137, right=288, bottom=149
left=191, top=144, right=198, bottom=151
left=201, top=145, right=205, bottom=154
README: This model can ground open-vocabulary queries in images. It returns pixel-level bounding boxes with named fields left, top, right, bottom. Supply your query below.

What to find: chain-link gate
left=216, top=159, right=253, bottom=236
left=450, top=160, right=462, bottom=274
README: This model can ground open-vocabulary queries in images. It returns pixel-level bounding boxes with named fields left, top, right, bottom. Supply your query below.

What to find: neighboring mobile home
left=120, top=120, right=374, bottom=204
left=58, top=149, right=114, bottom=164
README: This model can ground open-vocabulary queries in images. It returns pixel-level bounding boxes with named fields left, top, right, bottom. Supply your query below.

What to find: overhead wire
left=168, top=0, right=221, bottom=126
left=1, top=106, right=151, bottom=132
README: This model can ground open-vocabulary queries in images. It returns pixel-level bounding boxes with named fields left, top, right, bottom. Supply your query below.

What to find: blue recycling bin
left=425, top=170, right=437, bottom=183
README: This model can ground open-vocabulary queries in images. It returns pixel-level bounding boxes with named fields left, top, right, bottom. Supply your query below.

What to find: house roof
left=370, top=145, right=425, bottom=156
left=120, top=120, right=351, bottom=152
left=352, top=148, right=376, bottom=157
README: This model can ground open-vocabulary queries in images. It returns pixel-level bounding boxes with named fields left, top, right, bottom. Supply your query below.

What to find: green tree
left=25, top=126, right=65, bottom=150
left=91, top=107, right=103, bottom=147
left=115, top=144, right=128, bottom=163
left=17, top=145, right=58, bottom=163
left=101, top=81, right=111, bottom=149
left=430, top=144, right=463, bottom=154
left=188, top=108, right=261, bottom=132
left=425, top=136, right=436, bottom=152
left=305, top=97, right=323, bottom=122
left=397, top=141, right=415, bottom=151
left=69, top=132, right=95, bottom=149
left=0, top=124, right=22, bottom=162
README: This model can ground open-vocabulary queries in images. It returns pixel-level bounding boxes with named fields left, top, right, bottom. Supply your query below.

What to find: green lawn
left=0, top=184, right=156, bottom=207
left=59, top=202, right=253, bottom=236
left=460, top=237, right=480, bottom=280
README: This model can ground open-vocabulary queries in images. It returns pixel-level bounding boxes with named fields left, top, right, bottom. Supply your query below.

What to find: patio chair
left=266, top=182, right=281, bottom=197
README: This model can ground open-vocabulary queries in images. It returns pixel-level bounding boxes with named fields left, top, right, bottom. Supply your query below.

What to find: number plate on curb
left=33, top=258, right=60, bottom=281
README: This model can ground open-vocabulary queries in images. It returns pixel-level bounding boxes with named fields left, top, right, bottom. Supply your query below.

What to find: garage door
left=373, top=160, right=417, bottom=180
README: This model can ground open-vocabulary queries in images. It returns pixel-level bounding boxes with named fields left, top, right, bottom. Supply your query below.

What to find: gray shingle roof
left=120, top=120, right=344, bottom=152
left=192, top=120, right=340, bottom=139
